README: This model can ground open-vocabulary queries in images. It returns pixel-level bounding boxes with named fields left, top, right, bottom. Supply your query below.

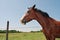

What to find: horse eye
left=27, top=11, right=30, bottom=13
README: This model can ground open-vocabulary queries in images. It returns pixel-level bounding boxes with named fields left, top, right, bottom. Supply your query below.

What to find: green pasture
left=0, top=32, right=60, bottom=40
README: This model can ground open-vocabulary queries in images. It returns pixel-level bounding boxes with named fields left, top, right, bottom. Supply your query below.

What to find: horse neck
left=35, top=13, right=49, bottom=28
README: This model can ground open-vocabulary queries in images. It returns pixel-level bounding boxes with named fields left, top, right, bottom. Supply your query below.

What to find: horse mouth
left=20, top=20, right=27, bottom=25
left=21, top=21, right=26, bottom=25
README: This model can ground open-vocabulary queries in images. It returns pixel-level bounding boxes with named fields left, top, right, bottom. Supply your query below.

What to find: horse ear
left=32, top=4, right=36, bottom=9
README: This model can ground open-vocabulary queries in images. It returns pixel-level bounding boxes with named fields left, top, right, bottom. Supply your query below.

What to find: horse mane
left=34, top=8, right=50, bottom=18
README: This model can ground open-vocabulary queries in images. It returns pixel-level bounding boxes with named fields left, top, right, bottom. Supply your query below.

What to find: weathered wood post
left=6, top=21, right=9, bottom=40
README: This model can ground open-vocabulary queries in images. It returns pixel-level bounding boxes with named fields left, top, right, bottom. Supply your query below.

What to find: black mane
left=35, top=8, right=50, bottom=17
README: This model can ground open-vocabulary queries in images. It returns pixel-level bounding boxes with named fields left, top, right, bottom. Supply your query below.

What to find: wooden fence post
left=6, top=21, right=9, bottom=40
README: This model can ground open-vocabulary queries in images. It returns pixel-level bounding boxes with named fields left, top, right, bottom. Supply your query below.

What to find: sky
left=0, top=0, right=60, bottom=32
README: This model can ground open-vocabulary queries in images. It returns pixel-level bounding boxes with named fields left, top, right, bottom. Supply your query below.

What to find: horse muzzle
left=21, top=19, right=27, bottom=25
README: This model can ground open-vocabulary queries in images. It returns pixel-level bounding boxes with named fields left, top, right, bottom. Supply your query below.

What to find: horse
left=20, top=5, right=60, bottom=40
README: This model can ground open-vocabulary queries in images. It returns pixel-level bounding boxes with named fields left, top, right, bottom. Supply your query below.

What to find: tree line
left=0, top=30, right=42, bottom=33
left=0, top=30, right=20, bottom=33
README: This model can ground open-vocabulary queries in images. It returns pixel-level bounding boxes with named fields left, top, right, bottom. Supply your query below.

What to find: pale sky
left=0, top=0, right=60, bottom=32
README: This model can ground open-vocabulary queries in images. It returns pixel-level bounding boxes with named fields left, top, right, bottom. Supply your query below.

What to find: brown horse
left=20, top=5, right=60, bottom=40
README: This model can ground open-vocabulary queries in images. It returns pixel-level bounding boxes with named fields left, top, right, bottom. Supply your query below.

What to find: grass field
left=0, top=32, right=60, bottom=40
